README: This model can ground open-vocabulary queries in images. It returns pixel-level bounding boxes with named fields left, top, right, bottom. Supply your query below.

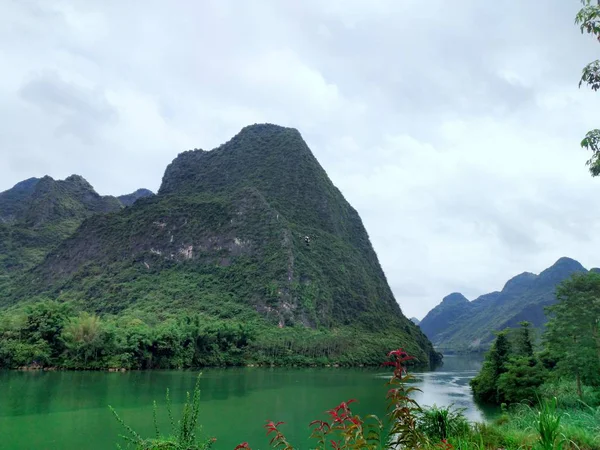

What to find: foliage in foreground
left=111, top=348, right=600, bottom=450
left=576, top=0, right=600, bottom=176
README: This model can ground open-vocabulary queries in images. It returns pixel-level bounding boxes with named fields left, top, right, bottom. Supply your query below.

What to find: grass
left=110, top=374, right=216, bottom=450
left=490, top=399, right=600, bottom=450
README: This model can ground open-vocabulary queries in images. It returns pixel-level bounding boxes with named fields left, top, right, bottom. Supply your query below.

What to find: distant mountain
left=410, top=317, right=421, bottom=325
left=0, top=177, right=40, bottom=224
left=0, top=124, right=439, bottom=365
left=0, top=175, right=122, bottom=275
left=419, top=257, right=588, bottom=350
left=118, top=188, right=154, bottom=207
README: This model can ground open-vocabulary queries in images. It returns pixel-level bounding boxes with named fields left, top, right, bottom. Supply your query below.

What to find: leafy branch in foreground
left=110, top=373, right=216, bottom=450
left=576, top=0, right=600, bottom=176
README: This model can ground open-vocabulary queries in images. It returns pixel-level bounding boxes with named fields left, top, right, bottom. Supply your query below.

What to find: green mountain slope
left=419, top=257, right=587, bottom=350
left=0, top=124, right=439, bottom=366
left=0, top=175, right=123, bottom=276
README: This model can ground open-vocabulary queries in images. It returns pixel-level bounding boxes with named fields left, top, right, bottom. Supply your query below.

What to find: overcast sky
left=2, top=0, right=600, bottom=318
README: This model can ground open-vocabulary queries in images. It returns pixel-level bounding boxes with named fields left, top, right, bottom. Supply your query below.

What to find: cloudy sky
left=2, top=0, right=600, bottom=318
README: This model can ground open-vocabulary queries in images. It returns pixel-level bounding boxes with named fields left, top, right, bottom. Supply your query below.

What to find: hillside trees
left=544, top=272, right=600, bottom=396
left=471, top=323, right=545, bottom=404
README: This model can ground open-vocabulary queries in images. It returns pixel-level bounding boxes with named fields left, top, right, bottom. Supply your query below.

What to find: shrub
left=416, top=404, right=470, bottom=441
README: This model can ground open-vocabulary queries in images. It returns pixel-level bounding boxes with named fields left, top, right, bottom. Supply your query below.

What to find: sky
left=2, top=0, right=600, bottom=319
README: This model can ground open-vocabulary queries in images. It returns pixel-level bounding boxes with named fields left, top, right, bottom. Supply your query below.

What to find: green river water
left=0, top=354, right=493, bottom=450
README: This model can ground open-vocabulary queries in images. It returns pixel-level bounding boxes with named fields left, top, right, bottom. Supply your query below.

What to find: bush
left=416, top=404, right=470, bottom=441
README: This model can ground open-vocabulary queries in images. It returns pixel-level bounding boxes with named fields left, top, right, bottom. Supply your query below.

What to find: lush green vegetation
left=460, top=271, right=600, bottom=448
left=470, top=323, right=546, bottom=405
left=0, top=300, right=435, bottom=369
left=470, top=272, right=600, bottom=407
left=419, top=257, right=590, bottom=351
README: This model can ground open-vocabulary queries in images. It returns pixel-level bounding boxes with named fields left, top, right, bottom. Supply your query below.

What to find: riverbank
left=415, top=379, right=600, bottom=450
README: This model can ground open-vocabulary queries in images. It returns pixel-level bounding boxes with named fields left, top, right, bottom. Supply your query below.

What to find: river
left=0, top=354, right=493, bottom=449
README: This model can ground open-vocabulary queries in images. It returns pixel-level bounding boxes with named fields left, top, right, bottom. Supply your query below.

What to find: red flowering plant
left=308, top=398, right=384, bottom=450
left=264, top=420, right=294, bottom=450
left=384, top=348, right=425, bottom=449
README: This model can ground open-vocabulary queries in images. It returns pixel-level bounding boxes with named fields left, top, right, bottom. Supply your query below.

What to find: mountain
left=0, top=175, right=123, bottom=276
left=118, top=188, right=154, bottom=207
left=419, top=257, right=588, bottom=350
left=410, top=317, right=421, bottom=325
left=0, top=177, right=40, bottom=224
left=0, top=124, right=439, bottom=365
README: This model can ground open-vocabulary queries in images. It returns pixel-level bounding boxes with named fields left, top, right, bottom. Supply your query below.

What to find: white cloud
left=1, top=0, right=600, bottom=318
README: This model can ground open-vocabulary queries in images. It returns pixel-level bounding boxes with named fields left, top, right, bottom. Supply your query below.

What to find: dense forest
left=0, top=300, right=431, bottom=369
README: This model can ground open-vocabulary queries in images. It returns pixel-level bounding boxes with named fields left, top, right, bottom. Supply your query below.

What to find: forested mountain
left=0, top=124, right=439, bottom=366
left=419, top=257, right=590, bottom=350
left=0, top=175, right=123, bottom=276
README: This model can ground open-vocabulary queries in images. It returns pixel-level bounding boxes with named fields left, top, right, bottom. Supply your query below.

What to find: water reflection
left=411, top=354, right=496, bottom=422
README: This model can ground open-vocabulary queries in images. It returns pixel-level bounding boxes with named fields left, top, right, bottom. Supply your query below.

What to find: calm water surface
left=0, top=354, right=493, bottom=450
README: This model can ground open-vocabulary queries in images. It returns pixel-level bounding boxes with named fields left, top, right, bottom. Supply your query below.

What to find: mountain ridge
left=419, top=257, right=588, bottom=350
left=0, top=175, right=154, bottom=276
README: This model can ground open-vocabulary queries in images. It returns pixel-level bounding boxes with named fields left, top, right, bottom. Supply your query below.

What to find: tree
left=545, top=272, right=600, bottom=397
left=62, top=312, right=103, bottom=366
left=514, top=321, right=535, bottom=363
left=497, top=356, right=545, bottom=404
left=22, top=300, right=71, bottom=361
left=576, top=0, right=600, bottom=175
left=470, top=330, right=511, bottom=403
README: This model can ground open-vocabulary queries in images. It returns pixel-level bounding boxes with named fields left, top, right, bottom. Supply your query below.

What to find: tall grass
left=416, top=404, right=470, bottom=441
left=495, top=397, right=600, bottom=450
left=534, top=397, right=565, bottom=450
left=110, top=374, right=215, bottom=450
